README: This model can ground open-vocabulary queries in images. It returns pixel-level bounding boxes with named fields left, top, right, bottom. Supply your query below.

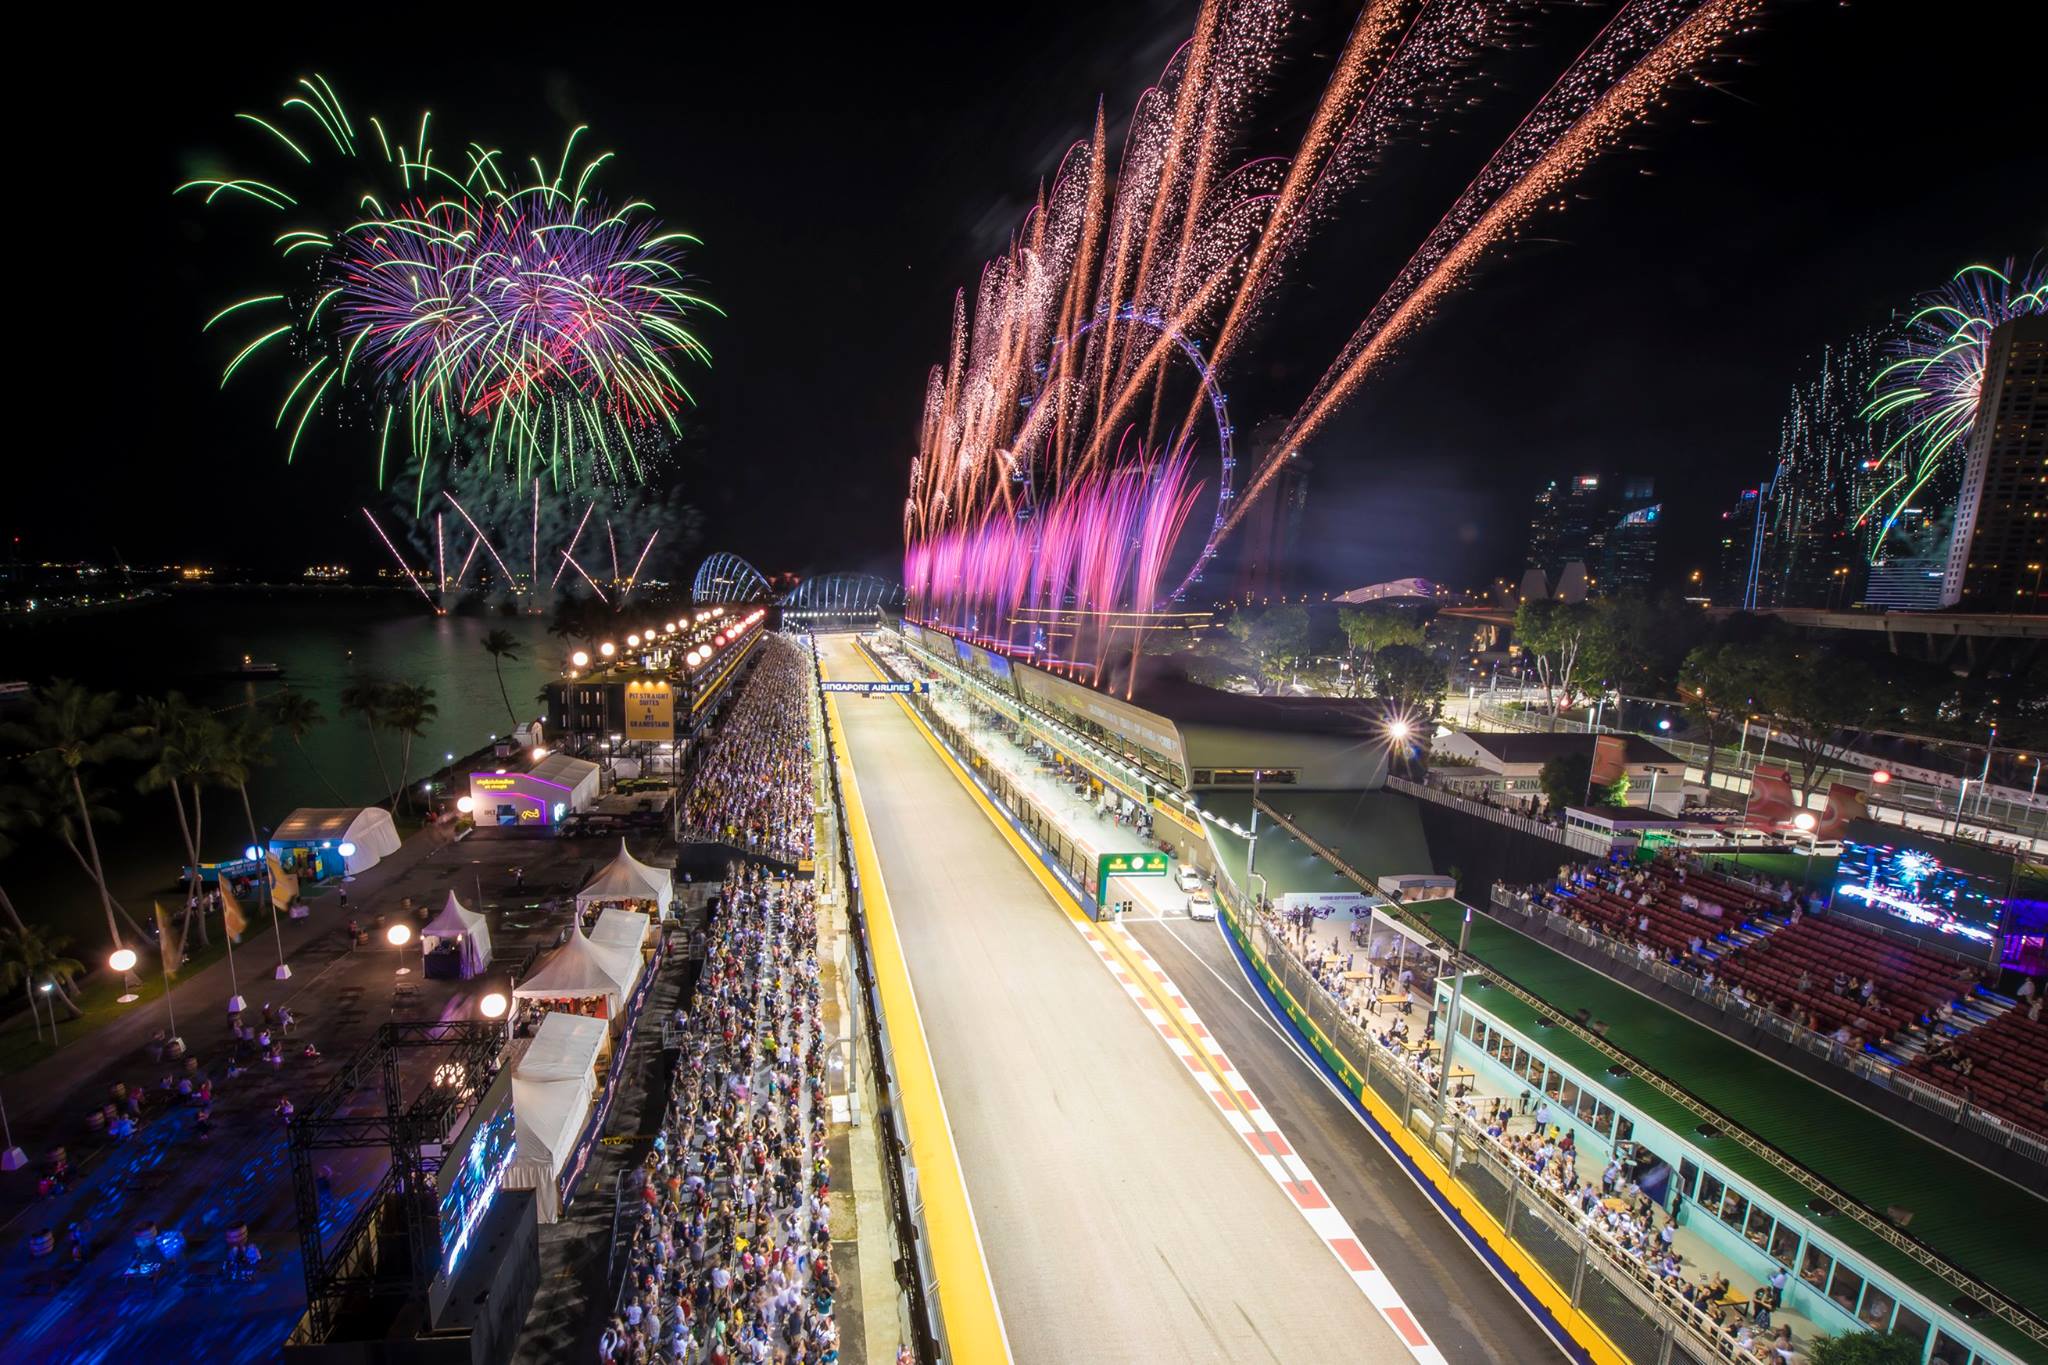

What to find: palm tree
left=29, top=769, right=151, bottom=945
left=384, top=683, right=439, bottom=813
left=1, top=680, right=147, bottom=955
left=339, top=678, right=395, bottom=802
left=262, top=688, right=342, bottom=802
left=481, top=629, right=523, bottom=728
left=138, top=694, right=221, bottom=949
left=218, top=710, right=275, bottom=841
left=0, top=780, right=37, bottom=939
left=0, top=923, right=86, bottom=1020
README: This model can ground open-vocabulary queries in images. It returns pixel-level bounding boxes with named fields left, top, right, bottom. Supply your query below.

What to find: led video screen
left=1832, top=819, right=2008, bottom=954
left=436, top=1069, right=517, bottom=1280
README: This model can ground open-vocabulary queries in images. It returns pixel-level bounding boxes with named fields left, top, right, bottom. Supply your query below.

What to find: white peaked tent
left=575, top=839, right=673, bottom=919
left=587, top=907, right=652, bottom=998
left=506, top=1012, right=605, bottom=1222
left=269, top=806, right=403, bottom=875
left=513, top=926, right=630, bottom=1016
left=421, top=892, right=493, bottom=978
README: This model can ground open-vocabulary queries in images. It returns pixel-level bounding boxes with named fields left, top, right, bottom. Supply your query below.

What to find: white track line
left=1072, top=917, right=1446, bottom=1364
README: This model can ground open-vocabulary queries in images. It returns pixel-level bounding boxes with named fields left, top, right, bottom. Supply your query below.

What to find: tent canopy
left=588, top=907, right=650, bottom=998
left=269, top=806, right=402, bottom=875
left=514, top=927, right=628, bottom=1007
left=576, top=839, right=673, bottom=918
left=530, top=753, right=602, bottom=809
left=507, top=1012, right=605, bottom=1222
left=422, top=891, right=493, bottom=978
left=515, top=1009, right=606, bottom=1084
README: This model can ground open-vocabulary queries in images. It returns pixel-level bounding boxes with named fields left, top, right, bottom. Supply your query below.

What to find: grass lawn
left=0, top=915, right=273, bottom=1080
left=1698, top=851, right=1837, bottom=887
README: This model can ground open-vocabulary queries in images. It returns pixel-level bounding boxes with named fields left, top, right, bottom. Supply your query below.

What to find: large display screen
left=435, top=1068, right=517, bottom=1281
left=1832, top=820, right=2008, bottom=954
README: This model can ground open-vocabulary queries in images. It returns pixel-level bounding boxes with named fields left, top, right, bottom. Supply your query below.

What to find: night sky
left=26, top=3, right=2045, bottom=593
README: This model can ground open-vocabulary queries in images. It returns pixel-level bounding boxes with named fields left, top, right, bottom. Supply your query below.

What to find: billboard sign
left=623, top=680, right=674, bottom=742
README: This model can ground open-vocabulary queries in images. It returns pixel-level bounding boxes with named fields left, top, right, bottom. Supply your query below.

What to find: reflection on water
left=0, top=591, right=566, bottom=934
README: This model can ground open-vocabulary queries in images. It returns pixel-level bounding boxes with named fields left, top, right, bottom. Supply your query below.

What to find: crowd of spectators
left=1250, top=897, right=1813, bottom=1363
left=681, top=638, right=818, bottom=866
left=603, top=866, right=839, bottom=1365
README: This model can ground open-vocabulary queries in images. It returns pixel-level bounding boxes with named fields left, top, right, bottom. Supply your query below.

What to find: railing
left=1469, top=702, right=2048, bottom=853
left=809, top=639, right=944, bottom=1364
left=1219, top=874, right=2045, bottom=1360
left=1383, top=772, right=1622, bottom=856
left=1488, top=888, right=2048, bottom=1168
left=1226, top=890, right=1746, bottom=1365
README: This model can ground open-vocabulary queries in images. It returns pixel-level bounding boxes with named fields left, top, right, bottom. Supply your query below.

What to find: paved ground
left=896, top=640, right=1567, bottom=1361
left=1127, top=915, right=1570, bottom=1362
left=820, top=636, right=1405, bottom=1365
left=0, top=819, right=682, bottom=1363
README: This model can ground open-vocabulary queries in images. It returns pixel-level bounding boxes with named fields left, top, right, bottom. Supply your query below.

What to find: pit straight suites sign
left=623, top=679, right=675, bottom=742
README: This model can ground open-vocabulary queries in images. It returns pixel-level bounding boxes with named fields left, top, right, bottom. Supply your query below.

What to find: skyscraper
left=1756, top=336, right=1883, bottom=607
left=1715, top=487, right=1763, bottom=608
left=1943, top=315, right=2048, bottom=608
left=1525, top=479, right=1561, bottom=576
left=1524, top=474, right=1606, bottom=585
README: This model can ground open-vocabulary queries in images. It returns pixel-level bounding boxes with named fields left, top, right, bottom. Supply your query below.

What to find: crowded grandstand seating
left=1529, top=856, right=1990, bottom=1051
left=1537, top=860, right=1774, bottom=960
left=1904, top=1005, right=2048, bottom=1132
left=1709, top=916, right=1982, bottom=1046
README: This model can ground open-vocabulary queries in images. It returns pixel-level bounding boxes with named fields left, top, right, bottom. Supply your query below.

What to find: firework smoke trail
left=561, top=550, right=612, bottom=603
left=551, top=502, right=597, bottom=589
left=441, top=491, right=519, bottom=586
left=182, top=76, right=718, bottom=503
left=1857, top=257, right=2047, bottom=559
left=362, top=508, right=439, bottom=609
left=1226, top=0, right=1764, bottom=541
left=623, top=530, right=661, bottom=598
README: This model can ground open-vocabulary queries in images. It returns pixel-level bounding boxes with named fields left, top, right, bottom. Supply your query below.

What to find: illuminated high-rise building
left=1943, top=315, right=2048, bottom=608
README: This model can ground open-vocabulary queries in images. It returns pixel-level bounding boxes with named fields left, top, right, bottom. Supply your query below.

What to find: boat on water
left=227, top=654, right=283, bottom=678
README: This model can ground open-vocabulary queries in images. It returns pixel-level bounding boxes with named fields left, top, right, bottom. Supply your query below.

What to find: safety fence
left=807, top=640, right=945, bottom=1363
left=1488, top=888, right=2048, bottom=1168
left=1223, top=884, right=1805, bottom=1365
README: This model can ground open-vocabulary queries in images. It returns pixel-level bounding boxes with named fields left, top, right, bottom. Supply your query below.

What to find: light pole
left=1645, top=766, right=1668, bottom=815
left=1246, top=767, right=1264, bottom=884
left=253, top=829, right=291, bottom=981
left=1434, top=905, right=1473, bottom=1113
left=388, top=922, right=413, bottom=977
left=1950, top=779, right=1972, bottom=838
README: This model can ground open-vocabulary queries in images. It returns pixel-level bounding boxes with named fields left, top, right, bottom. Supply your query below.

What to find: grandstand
left=1200, top=795, right=2046, bottom=1365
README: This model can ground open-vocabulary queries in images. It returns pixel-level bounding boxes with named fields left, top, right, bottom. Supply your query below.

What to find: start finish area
left=868, top=634, right=1215, bottom=924
left=817, top=634, right=1405, bottom=1364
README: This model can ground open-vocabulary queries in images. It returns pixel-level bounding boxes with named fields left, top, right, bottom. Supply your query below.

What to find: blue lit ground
left=0, top=833, right=609, bottom=1365
left=0, top=1069, right=380, bottom=1364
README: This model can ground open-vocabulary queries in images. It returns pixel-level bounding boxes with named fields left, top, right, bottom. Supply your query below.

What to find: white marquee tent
left=269, top=806, right=402, bottom=875
left=587, top=907, right=651, bottom=998
left=513, top=927, right=633, bottom=1017
left=421, top=892, right=493, bottom=978
left=575, top=839, right=673, bottom=919
left=505, top=1011, right=606, bottom=1222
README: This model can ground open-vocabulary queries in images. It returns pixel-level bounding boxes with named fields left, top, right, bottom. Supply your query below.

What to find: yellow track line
left=820, top=662, right=1012, bottom=1365
left=847, top=644, right=1266, bottom=1147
